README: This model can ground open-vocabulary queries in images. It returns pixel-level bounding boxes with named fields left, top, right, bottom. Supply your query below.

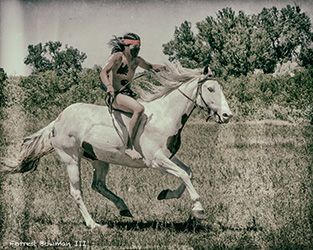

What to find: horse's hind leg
left=55, top=147, right=99, bottom=229
left=91, top=161, right=133, bottom=218
left=157, top=156, right=191, bottom=200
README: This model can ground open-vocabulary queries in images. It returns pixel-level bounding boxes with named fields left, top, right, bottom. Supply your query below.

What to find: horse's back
left=52, top=103, right=132, bottom=145
left=59, top=103, right=115, bottom=127
left=51, top=103, right=112, bottom=146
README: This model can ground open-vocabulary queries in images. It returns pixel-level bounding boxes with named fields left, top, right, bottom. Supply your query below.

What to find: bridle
left=177, top=76, right=216, bottom=122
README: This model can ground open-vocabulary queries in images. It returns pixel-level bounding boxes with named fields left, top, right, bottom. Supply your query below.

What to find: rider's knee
left=135, top=104, right=145, bottom=115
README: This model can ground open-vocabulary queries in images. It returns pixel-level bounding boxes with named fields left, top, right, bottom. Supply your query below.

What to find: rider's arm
left=100, top=53, right=122, bottom=93
left=138, top=57, right=166, bottom=72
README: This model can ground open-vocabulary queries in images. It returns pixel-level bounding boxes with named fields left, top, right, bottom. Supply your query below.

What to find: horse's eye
left=208, top=87, right=214, bottom=92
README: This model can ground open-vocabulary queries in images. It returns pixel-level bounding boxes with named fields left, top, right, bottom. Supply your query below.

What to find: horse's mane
left=137, top=63, right=203, bottom=102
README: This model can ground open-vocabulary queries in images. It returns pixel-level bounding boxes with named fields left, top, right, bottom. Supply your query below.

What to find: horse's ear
left=203, top=66, right=209, bottom=75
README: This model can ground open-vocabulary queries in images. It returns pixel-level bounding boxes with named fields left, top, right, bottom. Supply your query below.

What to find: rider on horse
left=100, top=33, right=166, bottom=160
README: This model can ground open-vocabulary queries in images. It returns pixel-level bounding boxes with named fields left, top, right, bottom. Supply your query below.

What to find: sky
left=1, top=0, right=313, bottom=76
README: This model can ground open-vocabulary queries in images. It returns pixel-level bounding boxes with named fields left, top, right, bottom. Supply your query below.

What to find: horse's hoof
left=97, top=224, right=110, bottom=234
left=192, top=210, right=208, bottom=220
left=157, top=189, right=169, bottom=200
left=120, top=209, right=133, bottom=218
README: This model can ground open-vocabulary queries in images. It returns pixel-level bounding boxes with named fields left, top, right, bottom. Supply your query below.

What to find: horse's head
left=196, top=66, right=233, bottom=123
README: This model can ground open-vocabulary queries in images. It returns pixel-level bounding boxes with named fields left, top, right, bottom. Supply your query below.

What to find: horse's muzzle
left=214, top=111, right=233, bottom=124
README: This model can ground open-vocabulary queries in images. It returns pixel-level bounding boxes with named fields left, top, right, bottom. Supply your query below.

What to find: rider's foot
left=125, top=148, right=142, bottom=160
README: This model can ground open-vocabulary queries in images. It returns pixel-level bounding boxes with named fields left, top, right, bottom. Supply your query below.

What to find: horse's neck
left=145, top=81, right=198, bottom=129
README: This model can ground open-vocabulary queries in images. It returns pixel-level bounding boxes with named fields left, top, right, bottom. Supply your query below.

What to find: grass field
left=1, top=115, right=313, bottom=249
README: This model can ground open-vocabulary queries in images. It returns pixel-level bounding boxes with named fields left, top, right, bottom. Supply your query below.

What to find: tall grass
left=1, top=113, right=312, bottom=249
left=0, top=78, right=28, bottom=247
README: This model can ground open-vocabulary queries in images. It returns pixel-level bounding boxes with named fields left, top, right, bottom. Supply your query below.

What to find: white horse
left=3, top=64, right=232, bottom=229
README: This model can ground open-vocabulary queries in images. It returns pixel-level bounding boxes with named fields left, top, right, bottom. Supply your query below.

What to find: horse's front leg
left=152, top=151, right=207, bottom=220
left=157, top=156, right=191, bottom=200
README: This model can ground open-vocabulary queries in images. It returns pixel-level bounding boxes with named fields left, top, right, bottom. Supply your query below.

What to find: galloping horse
left=3, top=64, right=232, bottom=229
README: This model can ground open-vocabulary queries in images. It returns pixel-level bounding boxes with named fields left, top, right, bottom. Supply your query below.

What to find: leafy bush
left=15, top=61, right=313, bottom=123
left=221, top=65, right=313, bottom=122
left=19, top=67, right=106, bottom=119
left=0, top=68, right=8, bottom=108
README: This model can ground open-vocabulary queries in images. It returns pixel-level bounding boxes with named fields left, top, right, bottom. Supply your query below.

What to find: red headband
left=122, top=39, right=141, bottom=45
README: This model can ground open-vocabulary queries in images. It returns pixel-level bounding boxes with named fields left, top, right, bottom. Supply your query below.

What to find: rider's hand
left=106, top=85, right=115, bottom=97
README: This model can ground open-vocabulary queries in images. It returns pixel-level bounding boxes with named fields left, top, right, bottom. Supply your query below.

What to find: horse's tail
left=1, top=121, right=55, bottom=174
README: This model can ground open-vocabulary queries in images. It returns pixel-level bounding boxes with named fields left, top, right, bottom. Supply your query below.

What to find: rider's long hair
left=108, top=33, right=141, bottom=54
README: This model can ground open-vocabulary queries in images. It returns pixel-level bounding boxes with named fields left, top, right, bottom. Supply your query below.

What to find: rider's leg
left=113, top=94, right=144, bottom=159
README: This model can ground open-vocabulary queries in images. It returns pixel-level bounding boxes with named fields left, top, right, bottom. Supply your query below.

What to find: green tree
left=163, top=5, right=313, bottom=76
left=249, top=26, right=277, bottom=73
left=258, top=5, right=312, bottom=63
left=163, top=21, right=210, bottom=68
left=24, top=41, right=87, bottom=74
left=299, top=48, right=313, bottom=68
left=197, top=8, right=258, bottom=76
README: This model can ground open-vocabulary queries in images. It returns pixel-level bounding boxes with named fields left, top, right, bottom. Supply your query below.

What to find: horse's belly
left=82, top=125, right=146, bottom=168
